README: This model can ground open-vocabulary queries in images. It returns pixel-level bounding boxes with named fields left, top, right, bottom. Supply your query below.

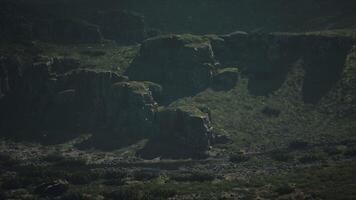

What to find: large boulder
left=108, top=81, right=158, bottom=138
left=138, top=105, right=213, bottom=159
left=73, top=80, right=158, bottom=149
left=126, top=34, right=217, bottom=102
left=91, top=10, right=146, bottom=43
left=50, top=69, right=127, bottom=131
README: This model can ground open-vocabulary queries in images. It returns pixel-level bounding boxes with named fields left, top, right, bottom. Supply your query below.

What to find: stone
left=126, top=34, right=217, bottom=102
left=215, top=31, right=355, bottom=99
left=53, top=69, right=127, bottom=131
left=138, top=105, right=213, bottom=159
left=108, top=81, right=158, bottom=137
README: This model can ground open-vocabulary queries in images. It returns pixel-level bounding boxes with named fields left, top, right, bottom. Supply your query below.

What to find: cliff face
left=213, top=32, right=355, bottom=104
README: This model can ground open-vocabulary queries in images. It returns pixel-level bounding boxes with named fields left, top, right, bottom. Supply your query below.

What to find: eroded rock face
left=108, top=81, right=158, bottom=138
left=126, top=34, right=217, bottom=102
left=0, top=67, right=159, bottom=146
left=138, top=105, right=213, bottom=159
left=321, top=46, right=356, bottom=117
left=0, top=62, right=58, bottom=139
left=213, top=32, right=355, bottom=103
left=46, top=69, right=126, bottom=132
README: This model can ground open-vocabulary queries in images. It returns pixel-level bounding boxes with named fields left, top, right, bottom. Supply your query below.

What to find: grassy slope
left=1, top=30, right=356, bottom=199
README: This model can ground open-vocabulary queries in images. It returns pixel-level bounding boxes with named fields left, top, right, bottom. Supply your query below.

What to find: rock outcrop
left=0, top=66, right=159, bottom=146
left=138, top=105, right=213, bottom=159
left=321, top=46, right=356, bottom=117
left=126, top=34, right=217, bottom=102
left=212, top=32, right=355, bottom=102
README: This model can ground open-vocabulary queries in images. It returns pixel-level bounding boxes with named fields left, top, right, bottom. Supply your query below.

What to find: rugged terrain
left=1, top=1, right=356, bottom=199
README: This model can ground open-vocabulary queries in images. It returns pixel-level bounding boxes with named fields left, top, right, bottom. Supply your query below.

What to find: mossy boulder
left=126, top=34, right=217, bottom=102
left=138, top=105, right=213, bottom=159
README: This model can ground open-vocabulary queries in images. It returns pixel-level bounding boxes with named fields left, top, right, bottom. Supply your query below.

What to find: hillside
left=1, top=1, right=356, bottom=199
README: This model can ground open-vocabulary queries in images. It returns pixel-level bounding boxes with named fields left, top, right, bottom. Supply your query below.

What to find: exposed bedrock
left=0, top=57, right=213, bottom=157
left=125, top=34, right=218, bottom=103
left=0, top=65, right=159, bottom=144
left=138, top=105, right=213, bottom=159
left=212, top=32, right=355, bottom=104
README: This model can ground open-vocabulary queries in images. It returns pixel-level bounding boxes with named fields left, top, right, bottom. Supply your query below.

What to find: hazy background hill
left=3, top=0, right=356, bottom=34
